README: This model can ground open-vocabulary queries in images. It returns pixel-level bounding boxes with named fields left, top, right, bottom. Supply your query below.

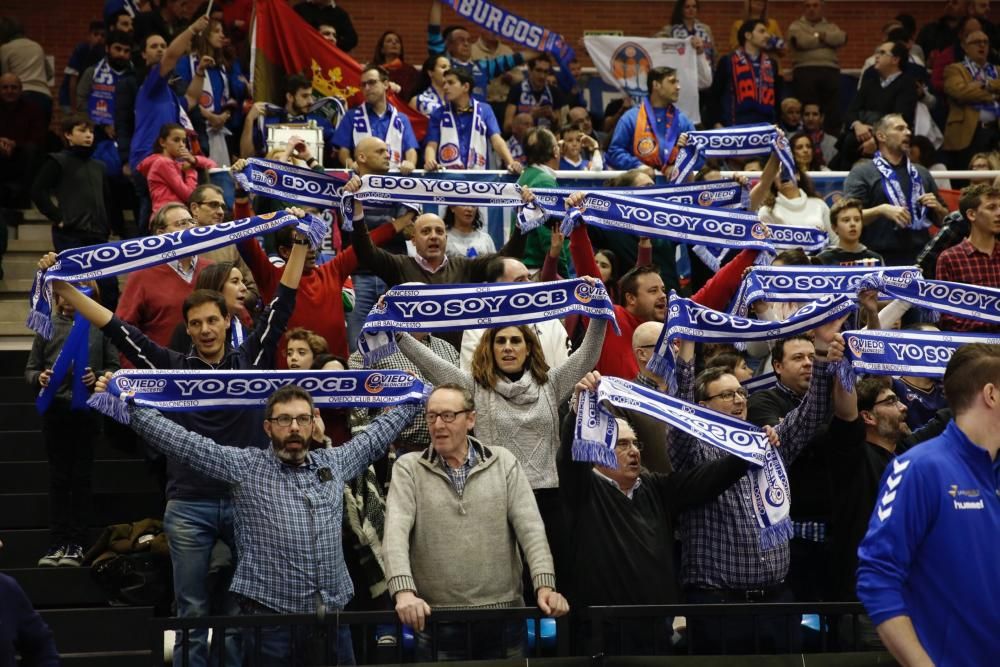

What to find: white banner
left=584, top=35, right=701, bottom=124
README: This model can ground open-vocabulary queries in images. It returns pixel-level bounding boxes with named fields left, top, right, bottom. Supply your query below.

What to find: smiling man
left=189, top=184, right=260, bottom=313
left=595, top=265, right=667, bottom=379
left=384, top=383, right=567, bottom=661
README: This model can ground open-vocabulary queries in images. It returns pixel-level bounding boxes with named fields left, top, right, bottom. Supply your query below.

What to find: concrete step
left=0, top=429, right=143, bottom=462
left=41, top=606, right=155, bottom=653
left=0, top=528, right=99, bottom=568
left=1, top=566, right=109, bottom=607
left=0, top=491, right=164, bottom=529
left=0, top=459, right=159, bottom=494
left=0, top=402, right=41, bottom=431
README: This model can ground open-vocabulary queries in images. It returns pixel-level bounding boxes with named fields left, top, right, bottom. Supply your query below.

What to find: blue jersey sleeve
left=480, top=104, right=502, bottom=138
left=425, top=108, right=444, bottom=145
left=332, top=108, right=356, bottom=151
left=856, top=455, right=934, bottom=626
left=399, top=113, right=418, bottom=153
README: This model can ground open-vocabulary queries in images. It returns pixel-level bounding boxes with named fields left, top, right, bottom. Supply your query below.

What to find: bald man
left=632, top=321, right=666, bottom=392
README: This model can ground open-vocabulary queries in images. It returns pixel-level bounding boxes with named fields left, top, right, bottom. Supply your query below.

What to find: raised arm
left=331, top=403, right=421, bottom=481
left=397, top=332, right=476, bottom=391
left=748, top=151, right=779, bottom=211
left=550, top=317, right=608, bottom=401
left=161, top=15, right=209, bottom=78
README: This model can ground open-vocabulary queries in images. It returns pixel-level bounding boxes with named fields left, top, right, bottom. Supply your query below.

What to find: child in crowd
left=138, top=122, right=216, bottom=217
left=24, top=282, right=119, bottom=567
left=286, top=327, right=329, bottom=370
left=816, top=198, right=885, bottom=267
left=559, top=123, right=603, bottom=171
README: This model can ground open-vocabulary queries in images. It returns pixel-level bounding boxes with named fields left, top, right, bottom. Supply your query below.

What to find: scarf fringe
left=87, top=391, right=131, bottom=424
left=760, top=518, right=794, bottom=551
left=646, top=353, right=672, bottom=380
left=25, top=308, right=53, bottom=339
left=559, top=209, right=581, bottom=237
left=833, top=359, right=857, bottom=392
left=340, top=195, right=356, bottom=232
left=360, top=334, right=399, bottom=366
left=297, top=213, right=329, bottom=248
left=572, top=439, right=620, bottom=469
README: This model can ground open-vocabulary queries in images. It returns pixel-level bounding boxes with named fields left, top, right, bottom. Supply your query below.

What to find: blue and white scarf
left=871, top=151, right=931, bottom=231
left=729, top=265, right=921, bottom=315
left=339, top=173, right=542, bottom=232
left=575, top=376, right=792, bottom=549
left=555, top=194, right=774, bottom=253
left=859, top=270, right=1000, bottom=325
left=841, top=329, right=1000, bottom=382
left=351, top=104, right=406, bottom=170
left=36, top=287, right=95, bottom=414
left=358, top=278, right=619, bottom=364
left=963, top=57, right=1000, bottom=114
left=532, top=179, right=746, bottom=212
left=89, top=369, right=431, bottom=425
left=650, top=292, right=857, bottom=380
left=672, top=123, right=796, bottom=184
left=743, top=371, right=778, bottom=395
left=438, top=100, right=489, bottom=169
left=87, top=58, right=122, bottom=126
left=446, top=0, right=577, bottom=92
left=27, top=211, right=326, bottom=339
left=415, top=86, right=446, bottom=117
left=766, top=224, right=828, bottom=253
left=234, top=158, right=349, bottom=209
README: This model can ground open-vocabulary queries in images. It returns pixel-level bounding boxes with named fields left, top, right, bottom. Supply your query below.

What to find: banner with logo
left=251, top=0, right=427, bottom=138
left=842, top=329, right=1000, bottom=379
left=88, top=369, right=431, bottom=424
left=584, top=35, right=700, bottom=123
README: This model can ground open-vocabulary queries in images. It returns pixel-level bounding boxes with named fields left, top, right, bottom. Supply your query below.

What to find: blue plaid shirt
left=669, top=357, right=833, bottom=590
left=130, top=402, right=421, bottom=614
left=437, top=437, right=479, bottom=497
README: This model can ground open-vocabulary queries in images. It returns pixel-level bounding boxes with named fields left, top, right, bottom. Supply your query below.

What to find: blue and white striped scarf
left=650, top=292, right=857, bottom=381
left=859, top=270, right=1000, bottom=325
left=233, top=158, right=349, bottom=209
left=89, top=369, right=430, bottom=424
left=672, top=123, right=796, bottom=184
left=871, top=151, right=931, bottom=231
left=36, top=287, right=94, bottom=414
left=532, top=178, right=747, bottom=212
left=358, top=278, right=619, bottom=364
left=339, top=173, right=543, bottom=231
left=27, top=211, right=326, bottom=339
left=556, top=194, right=774, bottom=253
left=841, top=329, right=1000, bottom=383
left=575, top=376, right=792, bottom=549
left=729, top=265, right=921, bottom=315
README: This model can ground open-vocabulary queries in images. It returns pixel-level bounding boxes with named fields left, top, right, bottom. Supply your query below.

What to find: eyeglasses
left=871, top=395, right=903, bottom=408
left=164, top=218, right=196, bottom=230
left=615, top=438, right=643, bottom=452
left=197, top=200, right=226, bottom=209
left=967, top=39, right=990, bottom=47
left=425, top=410, right=471, bottom=423
left=267, top=414, right=314, bottom=427
left=704, top=388, right=749, bottom=403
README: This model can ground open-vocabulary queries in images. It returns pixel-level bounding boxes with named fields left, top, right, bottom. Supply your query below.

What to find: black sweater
left=556, top=413, right=747, bottom=607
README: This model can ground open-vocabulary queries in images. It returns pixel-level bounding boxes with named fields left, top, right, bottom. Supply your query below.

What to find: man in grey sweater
left=383, top=383, right=569, bottom=661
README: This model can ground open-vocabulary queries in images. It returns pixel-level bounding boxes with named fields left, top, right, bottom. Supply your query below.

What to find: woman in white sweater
left=757, top=165, right=833, bottom=240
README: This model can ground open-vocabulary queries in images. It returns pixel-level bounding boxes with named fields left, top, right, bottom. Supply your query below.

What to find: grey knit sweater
left=383, top=438, right=556, bottom=608
left=397, top=318, right=608, bottom=489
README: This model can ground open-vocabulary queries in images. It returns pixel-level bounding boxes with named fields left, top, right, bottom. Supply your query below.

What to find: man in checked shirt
left=97, top=380, right=422, bottom=666
left=670, top=320, right=846, bottom=654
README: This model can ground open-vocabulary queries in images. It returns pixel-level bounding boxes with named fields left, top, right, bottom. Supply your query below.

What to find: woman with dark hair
left=660, top=0, right=716, bottom=64
left=168, top=260, right=253, bottom=353
left=372, top=31, right=420, bottom=101
left=409, top=54, right=450, bottom=117
left=790, top=131, right=828, bottom=172
left=444, top=205, right=495, bottom=258
left=758, top=164, right=832, bottom=239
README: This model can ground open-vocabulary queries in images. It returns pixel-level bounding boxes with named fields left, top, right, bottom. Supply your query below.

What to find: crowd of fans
left=2, top=1, right=999, bottom=666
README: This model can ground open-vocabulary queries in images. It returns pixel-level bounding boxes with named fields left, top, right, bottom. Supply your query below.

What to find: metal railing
left=150, top=601, right=881, bottom=665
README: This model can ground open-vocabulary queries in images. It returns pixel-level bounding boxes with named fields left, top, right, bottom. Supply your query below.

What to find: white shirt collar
left=591, top=467, right=642, bottom=499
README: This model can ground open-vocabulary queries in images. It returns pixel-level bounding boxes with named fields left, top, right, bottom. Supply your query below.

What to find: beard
left=272, top=433, right=308, bottom=464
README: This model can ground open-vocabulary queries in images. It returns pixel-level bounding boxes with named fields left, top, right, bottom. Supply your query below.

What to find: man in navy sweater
left=857, top=343, right=1000, bottom=666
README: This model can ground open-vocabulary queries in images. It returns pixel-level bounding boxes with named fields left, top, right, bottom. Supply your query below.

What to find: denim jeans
left=240, top=602, right=355, bottom=667
left=346, top=273, right=388, bottom=352
left=163, top=499, right=242, bottom=667
left=415, top=619, right=525, bottom=662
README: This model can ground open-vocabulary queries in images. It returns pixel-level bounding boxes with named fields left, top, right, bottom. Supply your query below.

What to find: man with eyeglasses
left=671, top=324, right=847, bottom=653
left=554, top=371, right=756, bottom=655
left=942, top=30, right=1000, bottom=166
left=189, top=184, right=260, bottom=311
left=384, top=383, right=568, bottom=661
left=99, top=381, right=420, bottom=664
left=503, top=55, right=568, bottom=134
left=334, top=64, right=417, bottom=173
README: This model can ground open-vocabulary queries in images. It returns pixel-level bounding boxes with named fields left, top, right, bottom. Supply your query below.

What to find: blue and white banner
left=27, top=211, right=326, bottom=339
left=651, top=292, right=857, bottom=380
left=859, top=271, right=1000, bottom=325
left=339, top=173, right=542, bottom=231
left=234, top=158, right=349, bottom=209
left=556, top=193, right=774, bottom=252
left=89, top=369, right=431, bottom=424
left=767, top=224, right=828, bottom=254
left=358, top=278, right=619, bottom=364
left=584, top=35, right=701, bottom=123
left=729, top=265, right=921, bottom=315
left=532, top=178, right=746, bottom=212
left=673, top=123, right=795, bottom=184
left=576, top=376, right=791, bottom=549
left=842, top=329, right=1000, bottom=379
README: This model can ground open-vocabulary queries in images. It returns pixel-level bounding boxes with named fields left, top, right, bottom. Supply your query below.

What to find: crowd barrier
left=151, top=602, right=885, bottom=666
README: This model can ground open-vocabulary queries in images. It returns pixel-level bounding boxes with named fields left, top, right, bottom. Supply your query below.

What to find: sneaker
left=37, top=545, right=66, bottom=567
left=58, top=544, right=84, bottom=567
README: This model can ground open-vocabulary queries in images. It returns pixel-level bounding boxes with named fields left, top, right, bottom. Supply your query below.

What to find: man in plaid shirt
left=110, top=382, right=422, bottom=665
left=935, top=183, right=1000, bottom=333
left=669, top=323, right=845, bottom=653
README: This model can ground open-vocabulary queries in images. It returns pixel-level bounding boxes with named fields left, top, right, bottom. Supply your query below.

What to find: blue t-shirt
left=331, top=103, right=418, bottom=154
left=425, top=103, right=501, bottom=168
left=129, top=68, right=185, bottom=170
left=891, top=378, right=946, bottom=433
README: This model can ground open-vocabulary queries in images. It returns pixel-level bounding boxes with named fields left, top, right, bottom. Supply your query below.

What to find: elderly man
left=632, top=321, right=666, bottom=392
left=384, top=383, right=567, bottom=661
left=107, top=380, right=420, bottom=665
left=942, top=30, right=1000, bottom=167
left=789, top=0, right=847, bottom=134
left=557, top=371, right=758, bottom=655
left=856, top=344, right=999, bottom=667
